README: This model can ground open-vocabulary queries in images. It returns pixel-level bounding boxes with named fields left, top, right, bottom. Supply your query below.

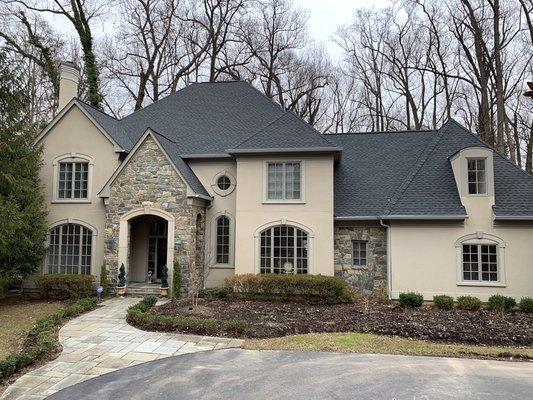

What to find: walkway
left=1, top=297, right=242, bottom=400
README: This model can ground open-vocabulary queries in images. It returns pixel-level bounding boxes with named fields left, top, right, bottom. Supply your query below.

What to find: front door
left=148, top=219, right=168, bottom=281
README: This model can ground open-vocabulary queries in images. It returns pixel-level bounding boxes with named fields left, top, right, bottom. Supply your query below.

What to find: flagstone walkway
left=1, top=297, right=243, bottom=400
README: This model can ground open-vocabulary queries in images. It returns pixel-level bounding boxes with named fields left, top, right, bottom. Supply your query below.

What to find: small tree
left=173, top=260, right=182, bottom=299
left=118, top=263, right=126, bottom=287
left=0, top=51, right=47, bottom=295
left=100, top=264, right=109, bottom=296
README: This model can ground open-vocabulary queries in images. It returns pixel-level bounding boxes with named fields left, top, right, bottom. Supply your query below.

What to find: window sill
left=211, top=264, right=235, bottom=270
left=51, top=200, right=91, bottom=204
left=457, top=281, right=506, bottom=288
left=262, top=200, right=306, bottom=205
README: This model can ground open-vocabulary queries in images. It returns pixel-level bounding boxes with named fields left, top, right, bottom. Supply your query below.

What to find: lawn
left=0, top=297, right=65, bottom=359
left=243, top=332, right=533, bottom=361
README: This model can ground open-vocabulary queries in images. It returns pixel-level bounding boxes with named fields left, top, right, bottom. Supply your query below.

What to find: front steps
left=126, top=282, right=161, bottom=297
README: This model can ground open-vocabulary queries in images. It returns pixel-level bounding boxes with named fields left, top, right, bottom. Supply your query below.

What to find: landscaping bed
left=150, top=298, right=533, bottom=346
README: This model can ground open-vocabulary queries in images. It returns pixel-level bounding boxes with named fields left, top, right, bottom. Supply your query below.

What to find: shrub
left=519, top=297, right=533, bottom=313
left=488, top=294, right=516, bottom=311
left=118, top=263, right=126, bottom=287
left=200, top=287, right=230, bottom=299
left=433, top=295, right=454, bottom=310
left=398, top=292, right=424, bottom=308
left=100, top=265, right=109, bottom=296
left=0, top=297, right=96, bottom=381
left=173, top=260, right=181, bottom=299
left=224, top=274, right=354, bottom=304
left=37, top=274, right=94, bottom=300
left=160, top=265, right=169, bottom=288
left=457, top=295, right=482, bottom=311
left=126, top=297, right=248, bottom=336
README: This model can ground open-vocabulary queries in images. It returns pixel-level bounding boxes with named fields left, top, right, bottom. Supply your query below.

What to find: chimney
left=58, top=61, right=80, bottom=110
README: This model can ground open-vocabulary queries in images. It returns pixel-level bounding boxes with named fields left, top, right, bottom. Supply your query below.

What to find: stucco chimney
left=58, top=61, right=80, bottom=110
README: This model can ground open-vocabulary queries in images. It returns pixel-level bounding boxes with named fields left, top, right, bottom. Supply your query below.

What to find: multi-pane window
left=467, top=159, right=486, bottom=195
left=352, top=241, right=367, bottom=266
left=267, top=162, right=301, bottom=200
left=260, top=226, right=308, bottom=274
left=216, top=216, right=230, bottom=264
left=48, top=224, right=92, bottom=275
left=462, top=244, right=498, bottom=282
left=58, top=162, right=89, bottom=199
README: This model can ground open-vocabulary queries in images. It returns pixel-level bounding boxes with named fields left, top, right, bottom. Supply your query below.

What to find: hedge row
left=126, top=296, right=248, bottom=336
left=37, top=274, right=94, bottom=300
left=0, top=297, right=97, bottom=382
left=224, top=274, right=354, bottom=304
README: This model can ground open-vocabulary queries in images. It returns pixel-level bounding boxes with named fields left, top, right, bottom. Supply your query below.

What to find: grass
left=243, top=332, right=533, bottom=361
left=0, top=298, right=65, bottom=359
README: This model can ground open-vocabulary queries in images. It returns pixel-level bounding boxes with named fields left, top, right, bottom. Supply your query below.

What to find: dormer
left=449, top=146, right=494, bottom=204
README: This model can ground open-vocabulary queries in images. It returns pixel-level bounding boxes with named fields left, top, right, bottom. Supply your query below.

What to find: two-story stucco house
left=34, top=62, right=533, bottom=300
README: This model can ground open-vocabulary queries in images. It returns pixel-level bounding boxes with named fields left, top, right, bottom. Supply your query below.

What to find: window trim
left=45, top=219, right=98, bottom=275
left=466, top=157, right=487, bottom=196
left=455, top=232, right=506, bottom=287
left=352, top=240, right=368, bottom=268
left=263, top=160, right=306, bottom=204
left=253, top=220, right=314, bottom=274
left=211, top=171, right=236, bottom=197
left=210, top=212, right=235, bottom=269
left=52, top=153, right=93, bottom=203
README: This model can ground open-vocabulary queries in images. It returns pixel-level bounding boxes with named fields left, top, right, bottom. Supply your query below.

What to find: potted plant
left=117, top=263, right=127, bottom=297
left=160, top=265, right=169, bottom=297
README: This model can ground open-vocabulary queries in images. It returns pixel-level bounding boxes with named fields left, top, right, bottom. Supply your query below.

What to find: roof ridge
left=77, top=99, right=118, bottom=120
left=383, top=122, right=451, bottom=216
left=326, top=129, right=435, bottom=136
left=232, top=111, right=290, bottom=149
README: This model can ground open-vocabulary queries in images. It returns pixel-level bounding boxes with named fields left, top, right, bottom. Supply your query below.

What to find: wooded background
left=1, top=0, right=532, bottom=170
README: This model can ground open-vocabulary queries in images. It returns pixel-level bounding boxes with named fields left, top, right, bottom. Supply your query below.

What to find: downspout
left=379, top=218, right=392, bottom=300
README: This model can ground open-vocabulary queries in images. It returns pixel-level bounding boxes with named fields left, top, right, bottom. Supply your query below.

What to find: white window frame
left=455, top=232, right=506, bottom=287
left=210, top=212, right=235, bottom=269
left=46, top=219, right=98, bottom=275
left=211, top=170, right=236, bottom=197
left=467, top=157, right=487, bottom=196
left=52, top=153, right=93, bottom=203
left=263, top=160, right=305, bottom=204
left=253, top=220, right=314, bottom=274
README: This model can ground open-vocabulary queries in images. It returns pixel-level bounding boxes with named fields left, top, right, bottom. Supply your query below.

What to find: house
left=35, top=62, right=533, bottom=300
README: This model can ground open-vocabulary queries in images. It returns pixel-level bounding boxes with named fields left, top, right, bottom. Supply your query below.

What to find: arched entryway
left=118, top=206, right=175, bottom=293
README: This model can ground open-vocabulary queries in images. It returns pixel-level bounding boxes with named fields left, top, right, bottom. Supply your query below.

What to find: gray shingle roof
left=77, top=82, right=533, bottom=218
left=328, top=120, right=533, bottom=219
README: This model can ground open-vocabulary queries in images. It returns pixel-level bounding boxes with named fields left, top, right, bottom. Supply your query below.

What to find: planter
left=117, top=286, right=126, bottom=297
left=160, top=287, right=169, bottom=298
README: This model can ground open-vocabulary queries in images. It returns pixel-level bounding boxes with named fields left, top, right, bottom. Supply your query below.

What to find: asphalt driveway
left=48, top=349, right=533, bottom=400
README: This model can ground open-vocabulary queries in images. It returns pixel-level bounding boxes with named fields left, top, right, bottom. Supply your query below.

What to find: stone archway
left=118, top=205, right=175, bottom=294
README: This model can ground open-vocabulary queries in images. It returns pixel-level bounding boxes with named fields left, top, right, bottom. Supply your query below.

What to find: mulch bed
left=153, top=298, right=533, bottom=346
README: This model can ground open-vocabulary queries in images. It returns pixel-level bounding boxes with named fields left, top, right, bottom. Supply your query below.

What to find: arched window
left=216, top=216, right=230, bottom=264
left=260, top=225, right=308, bottom=274
left=48, top=224, right=92, bottom=274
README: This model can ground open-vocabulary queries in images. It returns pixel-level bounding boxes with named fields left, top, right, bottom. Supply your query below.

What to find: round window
left=217, top=175, right=231, bottom=191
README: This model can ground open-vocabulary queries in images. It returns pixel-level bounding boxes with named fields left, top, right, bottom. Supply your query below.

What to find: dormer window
left=467, top=158, right=486, bottom=195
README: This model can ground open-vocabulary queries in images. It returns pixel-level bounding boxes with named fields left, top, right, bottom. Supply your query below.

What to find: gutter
left=379, top=219, right=392, bottom=300
left=189, top=193, right=213, bottom=202
left=493, top=215, right=533, bottom=221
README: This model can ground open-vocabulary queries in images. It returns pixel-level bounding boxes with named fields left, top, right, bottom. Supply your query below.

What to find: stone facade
left=104, top=135, right=205, bottom=294
left=334, top=224, right=387, bottom=293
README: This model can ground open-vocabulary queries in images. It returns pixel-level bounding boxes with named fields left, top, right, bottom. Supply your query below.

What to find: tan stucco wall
left=188, top=159, right=237, bottom=287
left=38, top=105, right=121, bottom=280
left=391, top=196, right=533, bottom=301
left=233, top=155, right=335, bottom=276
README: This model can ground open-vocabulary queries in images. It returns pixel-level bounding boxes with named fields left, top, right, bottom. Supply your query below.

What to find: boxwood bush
left=519, top=297, right=533, bottom=313
left=457, top=295, right=482, bottom=311
left=224, top=274, right=354, bottom=304
left=0, top=298, right=96, bottom=381
left=37, top=274, right=94, bottom=300
left=433, top=295, right=454, bottom=310
left=126, top=296, right=248, bottom=336
left=488, top=294, right=516, bottom=311
left=398, top=292, right=424, bottom=308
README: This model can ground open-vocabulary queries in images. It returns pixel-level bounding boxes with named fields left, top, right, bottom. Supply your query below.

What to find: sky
left=45, top=0, right=389, bottom=61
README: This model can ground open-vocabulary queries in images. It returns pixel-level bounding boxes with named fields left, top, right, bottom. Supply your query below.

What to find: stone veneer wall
left=334, top=224, right=387, bottom=293
left=104, top=135, right=205, bottom=295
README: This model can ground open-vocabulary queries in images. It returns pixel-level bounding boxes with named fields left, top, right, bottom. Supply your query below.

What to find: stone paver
left=1, top=297, right=243, bottom=400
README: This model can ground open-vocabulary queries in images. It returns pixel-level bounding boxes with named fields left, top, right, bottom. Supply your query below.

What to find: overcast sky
left=46, top=0, right=390, bottom=61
